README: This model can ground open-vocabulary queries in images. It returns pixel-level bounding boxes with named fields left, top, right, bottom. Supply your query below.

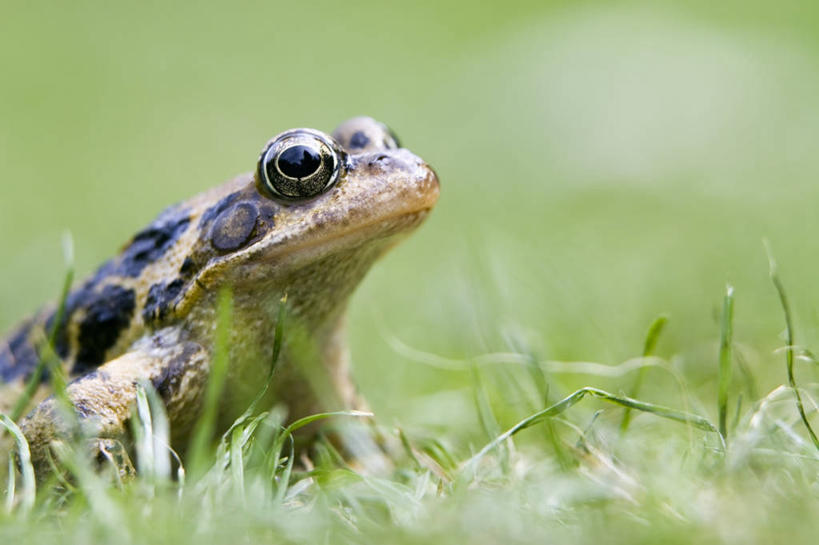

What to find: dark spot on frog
left=0, top=319, right=40, bottom=382
left=8, top=278, right=140, bottom=383
left=151, top=342, right=201, bottom=402
left=72, top=285, right=137, bottom=375
left=179, top=257, right=196, bottom=277
left=143, top=279, right=186, bottom=324
left=114, top=212, right=191, bottom=278
left=47, top=276, right=125, bottom=370
left=41, top=315, right=66, bottom=360
left=210, top=201, right=260, bottom=252
left=259, top=204, right=276, bottom=224
left=1, top=301, right=79, bottom=384
left=74, top=399, right=94, bottom=418
left=199, top=191, right=241, bottom=228
left=349, top=131, right=370, bottom=149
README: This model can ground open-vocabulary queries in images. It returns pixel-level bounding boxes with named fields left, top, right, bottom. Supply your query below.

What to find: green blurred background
left=2, top=0, right=819, bottom=441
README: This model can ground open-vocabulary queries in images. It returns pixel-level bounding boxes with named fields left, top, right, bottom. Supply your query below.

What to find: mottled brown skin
left=0, top=117, right=439, bottom=476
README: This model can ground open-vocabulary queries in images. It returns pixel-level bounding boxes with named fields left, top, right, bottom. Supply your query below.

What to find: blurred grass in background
left=2, top=0, right=819, bottom=542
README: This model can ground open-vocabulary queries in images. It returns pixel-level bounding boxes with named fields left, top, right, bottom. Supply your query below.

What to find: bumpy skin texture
left=0, top=117, right=439, bottom=476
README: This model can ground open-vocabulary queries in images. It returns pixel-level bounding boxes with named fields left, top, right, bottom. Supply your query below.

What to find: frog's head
left=161, top=117, right=438, bottom=328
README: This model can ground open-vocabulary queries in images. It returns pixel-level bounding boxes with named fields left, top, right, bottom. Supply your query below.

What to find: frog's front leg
left=20, top=327, right=210, bottom=477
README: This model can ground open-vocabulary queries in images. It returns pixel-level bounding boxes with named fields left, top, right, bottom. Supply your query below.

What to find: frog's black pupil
left=277, top=145, right=322, bottom=179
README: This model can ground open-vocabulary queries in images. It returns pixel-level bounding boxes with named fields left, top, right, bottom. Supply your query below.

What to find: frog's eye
left=257, top=129, right=344, bottom=201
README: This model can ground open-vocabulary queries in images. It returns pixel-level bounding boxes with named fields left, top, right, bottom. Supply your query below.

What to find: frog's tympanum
left=0, top=117, right=439, bottom=475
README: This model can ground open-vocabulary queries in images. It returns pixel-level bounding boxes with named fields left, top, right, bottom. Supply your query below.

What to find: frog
left=0, top=116, right=439, bottom=477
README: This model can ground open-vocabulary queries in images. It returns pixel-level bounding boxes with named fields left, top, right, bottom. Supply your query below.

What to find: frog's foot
left=93, top=438, right=136, bottom=484
left=19, top=328, right=209, bottom=480
left=22, top=437, right=135, bottom=487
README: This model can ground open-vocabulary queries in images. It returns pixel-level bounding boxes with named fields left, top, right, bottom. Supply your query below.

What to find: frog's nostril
left=367, top=154, right=391, bottom=168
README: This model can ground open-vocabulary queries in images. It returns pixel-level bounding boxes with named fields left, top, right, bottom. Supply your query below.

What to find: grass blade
left=470, top=365, right=508, bottom=473
left=229, top=425, right=245, bottom=497
left=273, top=439, right=295, bottom=505
left=132, top=382, right=172, bottom=483
left=620, top=314, right=668, bottom=432
left=765, top=242, right=819, bottom=451
left=271, top=410, right=373, bottom=460
left=0, top=414, right=35, bottom=513
left=718, top=285, right=735, bottom=442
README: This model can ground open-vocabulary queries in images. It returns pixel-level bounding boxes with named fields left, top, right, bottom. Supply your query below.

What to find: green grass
left=3, top=0, right=819, bottom=543
left=2, top=270, right=818, bottom=543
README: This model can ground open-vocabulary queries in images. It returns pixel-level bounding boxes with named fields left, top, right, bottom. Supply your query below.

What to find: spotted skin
left=0, top=187, right=271, bottom=384
left=74, top=285, right=137, bottom=374
left=0, top=207, right=193, bottom=383
left=142, top=279, right=185, bottom=324
left=1, top=117, right=439, bottom=477
left=113, top=210, right=192, bottom=278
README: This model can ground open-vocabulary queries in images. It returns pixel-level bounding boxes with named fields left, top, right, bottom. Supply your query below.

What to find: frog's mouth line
left=190, top=204, right=434, bottom=295
left=262, top=207, right=433, bottom=266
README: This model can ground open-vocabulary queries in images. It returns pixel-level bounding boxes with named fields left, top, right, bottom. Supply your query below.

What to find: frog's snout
left=357, top=148, right=439, bottom=212
left=416, top=160, right=440, bottom=210
left=398, top=149, right=440, bottom=207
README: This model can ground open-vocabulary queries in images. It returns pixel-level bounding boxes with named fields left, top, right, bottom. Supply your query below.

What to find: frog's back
left=0, top=178, right=242, bottom=388
left=0, top=209, right=187, bottom=388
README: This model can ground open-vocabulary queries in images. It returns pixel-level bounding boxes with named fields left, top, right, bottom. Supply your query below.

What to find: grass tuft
left=465, top=386, right=720, bottom=473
